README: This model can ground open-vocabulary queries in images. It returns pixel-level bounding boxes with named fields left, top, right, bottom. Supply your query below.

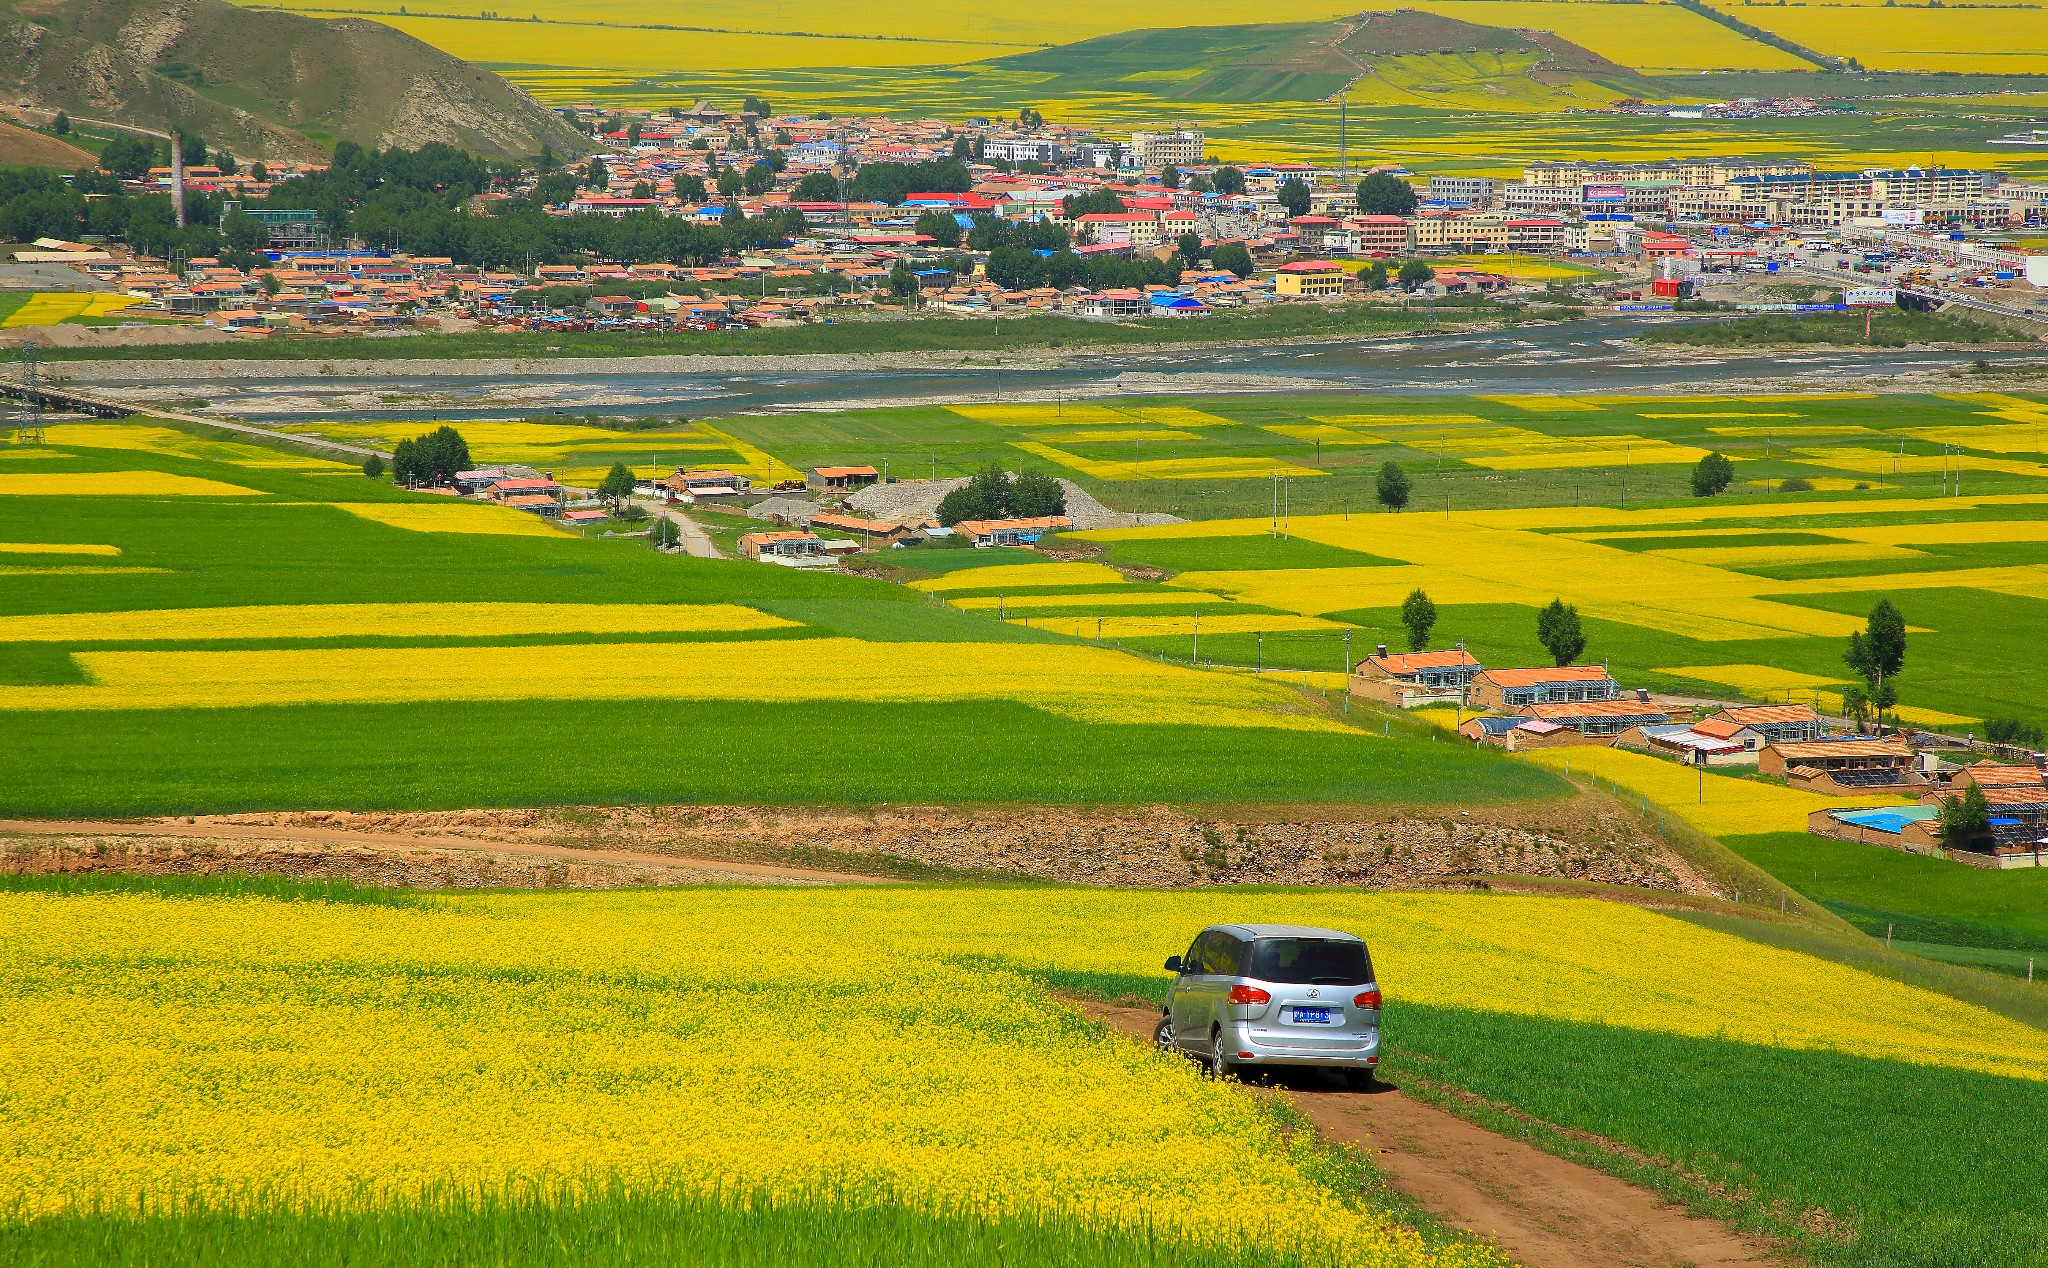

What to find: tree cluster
left=1690, top=451, right=1735, bottom=497
left=984, top=246, right=1182, bottom=293
left=1354, top=172, right=1417, bottom=216
left=935, top=466, right=1066, bottom=526
left=1060, top=190, right=1126, bottom=219
left=390, top=425, right=472, bottom=487
left=847, top=160, right=971, bottom=205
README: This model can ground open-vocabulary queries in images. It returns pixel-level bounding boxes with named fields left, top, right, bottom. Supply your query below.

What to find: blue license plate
left=1291, top=1007, right=1333, bottom=1024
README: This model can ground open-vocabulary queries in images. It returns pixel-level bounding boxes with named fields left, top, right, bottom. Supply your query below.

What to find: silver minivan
left=1156, top=923, right=1381, bottom=1086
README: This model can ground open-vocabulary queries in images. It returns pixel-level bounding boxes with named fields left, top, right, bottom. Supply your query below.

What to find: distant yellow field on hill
left=1701, top=3, right=2048, bottom=73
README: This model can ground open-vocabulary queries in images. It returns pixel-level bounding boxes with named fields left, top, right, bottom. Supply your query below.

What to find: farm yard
left=8, top=392, right=2048, bottom=1268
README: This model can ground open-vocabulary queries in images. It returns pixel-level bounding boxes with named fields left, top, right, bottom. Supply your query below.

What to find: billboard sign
left=1882, top=209, right=1924, bottom=227
left=1582, top=183, right=1628, bottom=204
left=1844, top=286, right=1898, bottom=307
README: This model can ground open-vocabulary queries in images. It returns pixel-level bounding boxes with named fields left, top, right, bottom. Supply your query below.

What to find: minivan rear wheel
left=1207, top=1030, right=1235, bottom=1082
left=1153, top=1014, right=1174, bottom=1054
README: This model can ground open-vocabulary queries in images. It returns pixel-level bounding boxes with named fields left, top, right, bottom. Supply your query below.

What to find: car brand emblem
left=1306, top=988, right=1321, bottom=998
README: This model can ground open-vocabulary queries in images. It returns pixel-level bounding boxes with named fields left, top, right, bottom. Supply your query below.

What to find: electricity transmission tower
left=13, top=341, right=42, bottom=446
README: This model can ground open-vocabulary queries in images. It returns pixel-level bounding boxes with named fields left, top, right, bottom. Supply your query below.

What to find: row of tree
left=935, top=466, right=1066, bottom=525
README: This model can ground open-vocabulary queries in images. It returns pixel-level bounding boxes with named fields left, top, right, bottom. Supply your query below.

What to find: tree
left=99, top=136, right=161, bottom=179
left=1690, top=451, right=1735, bottom=497
left=1212, top=242, right=1254, bottom=279
left=651, top=517, right=682, bottom=551
left=716, top=169, right=743, bottom=198
left=597, top=461, right=636, bottom=504
left=1010, top=469, right=1065, bottom=518
left=1844, top=599, right=1906, bottom=694
left=914, top=209, right=961, bottom=248
left=1396, top=259, right=1435, bottom=291
left=1210, top=166, right=1245, bottom=196
left=1840, top=683, right=1870, bottom=732
left=743, top=95, right=773, bottom=118
left=1363, top=260, right=1389, bottom=291
left=1176, top=230, right=1203, bottom=266
left=1986, top=717, right=2047, bottom=749
left=1376, top=460, right=1410, bottom=511
left=1159, top=166, right=1180, bottom=190
left=1400, top=588, right=1437, bottom=653
left=221, top=210, right=268, bottom=254
left=741, top=163, right=774, bottom=196
left=396, top=425, right=471, bottom=486
left=937, top=464, right=1015, bottom=525
left=1937, top=781, right=1992, bottom=850
left=889, top=259, right=918, bottom=298
left=175, top=131, right=208, bottom=170
left=1536, top=598, right=1586, bottom=667
left=584, top=157, right=608, bottom=187
left=674, top=173, right=708, bottom=202
left=1060, top=189, right=1125, bottom=219
left=790, top=171, right=839, bottom=203
left=1276, top=178, right=1311, bottom=217
left=1354, top=171, right=1417, bottom=216
left=51, top=112, right=69, bottom=136
left=362, top=454, right=385, bottom=479
left=390, top=437, right=421, bottom=486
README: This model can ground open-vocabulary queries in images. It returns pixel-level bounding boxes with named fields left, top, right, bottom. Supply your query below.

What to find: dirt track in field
left=1082, top=1001, right=1781, bottom=1268
left=0, top=818, right=884, bottom=887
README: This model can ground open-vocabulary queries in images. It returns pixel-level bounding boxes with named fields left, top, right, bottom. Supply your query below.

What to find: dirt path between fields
left=0, top=818, right=885, bottom=887
left=1082, top=1002, right=1780, bottom=1268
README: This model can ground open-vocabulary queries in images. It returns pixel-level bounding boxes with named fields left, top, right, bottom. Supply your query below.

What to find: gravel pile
left=846, top=476, right=1183, bottom=530
left=745, top=496, right=826, bottom=525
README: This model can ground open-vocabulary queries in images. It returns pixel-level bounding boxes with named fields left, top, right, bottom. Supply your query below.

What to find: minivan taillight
left=1228, top=985, right=1271, bottom=1006
left=1354, top=989, right=1382, bottom=1010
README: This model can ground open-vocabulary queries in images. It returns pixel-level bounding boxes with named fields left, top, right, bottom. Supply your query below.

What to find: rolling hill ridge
left=0, top=0, right=590, bottom=161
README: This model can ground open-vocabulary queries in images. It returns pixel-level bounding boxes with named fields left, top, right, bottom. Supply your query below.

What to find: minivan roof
left=1212, top=923, right=1362, bottom=942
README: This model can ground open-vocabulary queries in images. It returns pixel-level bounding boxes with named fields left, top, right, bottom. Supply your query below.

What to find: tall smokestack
left=171, top=133, right=186, bottom=230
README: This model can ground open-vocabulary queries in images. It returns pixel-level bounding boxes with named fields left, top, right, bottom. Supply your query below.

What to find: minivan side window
left=1205, top=931, right=1246, bottom=977
left=1183, top=936, right=1205, bottom=974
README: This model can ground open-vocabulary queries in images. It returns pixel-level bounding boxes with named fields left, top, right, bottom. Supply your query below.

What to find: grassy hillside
left=0, top=115, right=95, bottom=168
left=0, top=0, right=588, bottom=161
left=991, top=10, right=1654, bottom=105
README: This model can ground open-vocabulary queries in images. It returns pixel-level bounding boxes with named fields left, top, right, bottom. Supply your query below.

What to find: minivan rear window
left=1245, top=938, right=1373, bottom=985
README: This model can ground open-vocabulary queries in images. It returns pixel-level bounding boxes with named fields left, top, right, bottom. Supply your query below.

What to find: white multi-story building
left=1129, top=129, right=1204, bottom=169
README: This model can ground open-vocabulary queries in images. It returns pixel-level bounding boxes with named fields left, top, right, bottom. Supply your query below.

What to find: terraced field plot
left=0, top=422, right=1551, bottom=814
left=807, top=391, right=2048, bottom=729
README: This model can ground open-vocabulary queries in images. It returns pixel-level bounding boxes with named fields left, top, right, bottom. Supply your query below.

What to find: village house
left=809, top=511, right=924, bottom=546
left=1763, top=737, right=1920, bottom=792
left=807, top=465, right=880, bottom=494
left=1273, top=260, right=1348, bottom=298
left=1347, top=646, right=1483, bottom=709
left=1468, top=665, right=1619, bottom=712
left=738, top=530, right=833, bottom=566
left=663, top=468, right=753, bottom=498
left=954, top=516, right=1072, bottom=547
left=1512, top=699, right=1670, bottom=741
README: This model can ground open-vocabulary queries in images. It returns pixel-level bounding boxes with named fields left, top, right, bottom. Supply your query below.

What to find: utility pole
left=14, top=341, right=43, bottom=445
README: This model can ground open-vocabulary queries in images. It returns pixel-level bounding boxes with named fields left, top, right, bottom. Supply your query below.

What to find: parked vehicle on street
left=1155, top=923, right=1381, bottom=1086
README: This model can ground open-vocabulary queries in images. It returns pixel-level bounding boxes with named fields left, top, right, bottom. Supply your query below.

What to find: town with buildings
left=15, top=101, right=2048, bottom=335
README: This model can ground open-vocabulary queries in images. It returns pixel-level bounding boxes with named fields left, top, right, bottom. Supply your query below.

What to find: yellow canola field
left=1792, top=447, right=2048, bottom=480
left=1941, top=391, right=2048, bottom=424
left=954, top=403, right=1238, bottom=430
left=0, top=472, right=262, bottom=497
left=336, top=502, right=567, bottom=536
left=1031, top=428, right=1201, bottom=443
left=2, top=639, right=1347, bottom=733
left=371, top=13, right=1010, bottom=71
left=303, top=419, right=729, bottom=464
left=1032, top=613, right=1344, bottom=638
left=9, top=887, right=2042, bottom=1243
left=0, top=542, right=119, bottom=555
left=1356, top=0, right=1811, bottom=71
left=0, top=889, right=1486, bottom=1268
left=1908, top=423, right=2048, bottom=455
left=1, top=293, right=143, bottom=328
left=0, top=602, right=795, bottom=644
left=1528, top=746, right=1909, bottom=840
left=1709, top=4, right=2048, bottom=73
left=41, top=424, right=354, bottom=472
left=1012, top=441, right=1326, bottom=481
left=1646, top=542, right=1926, bottom=569
left=914, top=562, right=1128, bottom=592
left=1828, top=520, right=2048, bottom=546
left=948, top=589, right=1229, bottom=610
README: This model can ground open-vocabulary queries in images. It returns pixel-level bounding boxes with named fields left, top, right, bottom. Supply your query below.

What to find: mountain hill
left=994, top=9, right=1656, bottom=105
left=0, top=0, right=589, bottom=162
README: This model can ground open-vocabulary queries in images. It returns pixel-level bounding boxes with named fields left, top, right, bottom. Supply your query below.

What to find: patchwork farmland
left=7, top=393, right=2048, bottom=1268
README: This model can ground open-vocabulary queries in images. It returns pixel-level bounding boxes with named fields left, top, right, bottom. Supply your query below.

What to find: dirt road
left=0, top=818, right=880, bottom=886
left=1083, top=1002, right=1777, bottom=1268
left=628, top=496, right=721, bottom=558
